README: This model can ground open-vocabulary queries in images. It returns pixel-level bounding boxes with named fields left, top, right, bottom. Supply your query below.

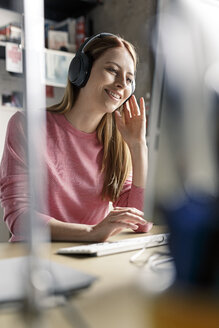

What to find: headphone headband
left=78, top=32, right=116, bottom=54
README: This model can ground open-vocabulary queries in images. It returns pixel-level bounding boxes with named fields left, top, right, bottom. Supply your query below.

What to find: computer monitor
left=144, top=0, right=219, bottom=224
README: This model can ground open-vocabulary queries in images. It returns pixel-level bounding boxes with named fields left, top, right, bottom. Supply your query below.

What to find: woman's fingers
left=113, top=206, right=144, bottom=217
left=110, top=209, right=144, bottom=224
left=134, top=222, right=153, bottom=233
left=128, top=95, right=141, bottom=117
left=108, top=220, right=139, bottom=231
left=125, top=95, right=146, bottom=120
left=115, top=105, right=130, bottom=127
left=108, top=207, right=146, bottom=226
left=92, top=207, right=152, bottom=242
left=115, top=95, right=147, bottom=147
left=123, top=102, right=131, bottom=123
left=139, top=97, right=146, bottom=118
left=110, top=212, right=145, bottom=225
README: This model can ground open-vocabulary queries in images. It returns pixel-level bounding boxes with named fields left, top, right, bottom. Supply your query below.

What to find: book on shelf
left=5, top=42, right=23, bottom=74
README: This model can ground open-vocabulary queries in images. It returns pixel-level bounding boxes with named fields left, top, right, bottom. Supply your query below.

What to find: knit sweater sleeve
left=113, top=174, right=147, bottom=233
left=0, top=112, right=52, bottom=241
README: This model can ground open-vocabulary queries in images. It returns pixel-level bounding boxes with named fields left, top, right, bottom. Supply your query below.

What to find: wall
left=88, top=0, right=158, bottom=100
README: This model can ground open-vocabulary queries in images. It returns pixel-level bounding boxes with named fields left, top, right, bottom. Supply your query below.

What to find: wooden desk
left=1, top=225, right=218, bottom=328
left=0, top=226, right=168, bottom=328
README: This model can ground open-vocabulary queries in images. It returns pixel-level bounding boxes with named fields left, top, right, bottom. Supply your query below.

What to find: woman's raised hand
left=114, top=95, right=147, bottom=148
left=90, top=207, right=152, bottom=242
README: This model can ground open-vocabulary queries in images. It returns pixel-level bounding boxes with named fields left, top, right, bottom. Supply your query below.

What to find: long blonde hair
left=47, top=34, right=138, bottom=202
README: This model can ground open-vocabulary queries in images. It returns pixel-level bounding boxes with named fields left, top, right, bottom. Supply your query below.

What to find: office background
left=0, top=0, right=157, bottom=241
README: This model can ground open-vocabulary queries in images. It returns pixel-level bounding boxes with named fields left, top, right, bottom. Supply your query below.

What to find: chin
left=104, top=102, right=121, bottom=114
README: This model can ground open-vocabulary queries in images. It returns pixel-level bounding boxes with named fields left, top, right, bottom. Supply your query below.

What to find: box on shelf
left=0, top=23, right=21, bottom=44
left=48, top=30, right=68, bottom=51
left=46, top=17, right=86, bottom=53
left=53, top=18, right=76, bottom=46
left=46, top=17, right=77, bottom=53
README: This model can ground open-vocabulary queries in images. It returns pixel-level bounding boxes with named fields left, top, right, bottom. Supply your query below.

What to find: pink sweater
left=0, top=111, right=145, bottom=241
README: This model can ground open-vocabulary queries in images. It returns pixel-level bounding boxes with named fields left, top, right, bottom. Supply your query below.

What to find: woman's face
left=80, top=46, right=135, bottom=113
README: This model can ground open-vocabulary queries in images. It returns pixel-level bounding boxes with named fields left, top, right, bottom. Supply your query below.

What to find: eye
left=107, top=67, right=118, bottom=75
left=127, top=77, right=133, bottom=84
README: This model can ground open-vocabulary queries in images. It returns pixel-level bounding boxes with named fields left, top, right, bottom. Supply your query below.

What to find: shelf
left=0, top=0, right=103, bottom=21
left=0, top=42, right=75, bottom=87
left=45, top=48, right=75, bottom=88
left=44, top=0, right=103, bottom=21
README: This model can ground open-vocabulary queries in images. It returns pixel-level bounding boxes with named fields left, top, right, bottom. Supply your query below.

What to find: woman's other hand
left=114, top=95, right=147, bottom=148
left=90, top=207, right=153, bottom=242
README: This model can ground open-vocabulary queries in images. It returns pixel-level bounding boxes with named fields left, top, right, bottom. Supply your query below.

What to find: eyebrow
left=105, top=61, right=134, bottom=76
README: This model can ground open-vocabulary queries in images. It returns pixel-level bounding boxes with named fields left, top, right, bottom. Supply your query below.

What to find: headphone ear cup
left=79, top=53, right=93, bottom=87
left=68, top=54, right=82, bottom=86
left=68, top=53, right=92, bottom=87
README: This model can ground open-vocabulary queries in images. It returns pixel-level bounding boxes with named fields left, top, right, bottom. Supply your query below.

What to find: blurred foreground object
left=146, top=0, right=219, bottom=326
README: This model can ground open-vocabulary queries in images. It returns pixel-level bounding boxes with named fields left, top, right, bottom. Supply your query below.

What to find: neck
left=65, top=98, right=104, bottom=134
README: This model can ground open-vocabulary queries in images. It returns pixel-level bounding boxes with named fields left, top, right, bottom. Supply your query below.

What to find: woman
left=0, top=33, right=152, bottom=242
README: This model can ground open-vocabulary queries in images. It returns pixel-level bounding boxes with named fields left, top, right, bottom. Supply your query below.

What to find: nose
left=115, top=74, right=127, bottom=89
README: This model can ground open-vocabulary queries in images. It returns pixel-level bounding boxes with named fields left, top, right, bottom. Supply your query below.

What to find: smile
left=105, top=89, right=121, bottom=101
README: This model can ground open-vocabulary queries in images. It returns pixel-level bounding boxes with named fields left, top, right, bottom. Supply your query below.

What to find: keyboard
left=57, top=233, right=170, bottom=257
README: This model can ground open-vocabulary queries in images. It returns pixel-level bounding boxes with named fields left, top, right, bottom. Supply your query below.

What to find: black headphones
left=68, top=32, right=135, bottom=96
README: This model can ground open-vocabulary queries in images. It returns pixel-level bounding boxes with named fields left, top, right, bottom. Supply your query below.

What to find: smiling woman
left=0, top=33, right=153, bottom=242
left=71, top=46, right=135, bottom=120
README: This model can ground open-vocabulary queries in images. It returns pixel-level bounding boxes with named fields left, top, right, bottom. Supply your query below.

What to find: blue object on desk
left=162, top=193, right=219, bottom=289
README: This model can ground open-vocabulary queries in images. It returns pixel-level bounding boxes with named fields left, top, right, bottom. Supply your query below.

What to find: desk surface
left=0, top=225, right=218, bottom=328
left=0, top=225, right=170, bottom=328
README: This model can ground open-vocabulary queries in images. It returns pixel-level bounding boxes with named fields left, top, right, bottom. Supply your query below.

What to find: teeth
left=108, top=90, right=120, bottom=99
